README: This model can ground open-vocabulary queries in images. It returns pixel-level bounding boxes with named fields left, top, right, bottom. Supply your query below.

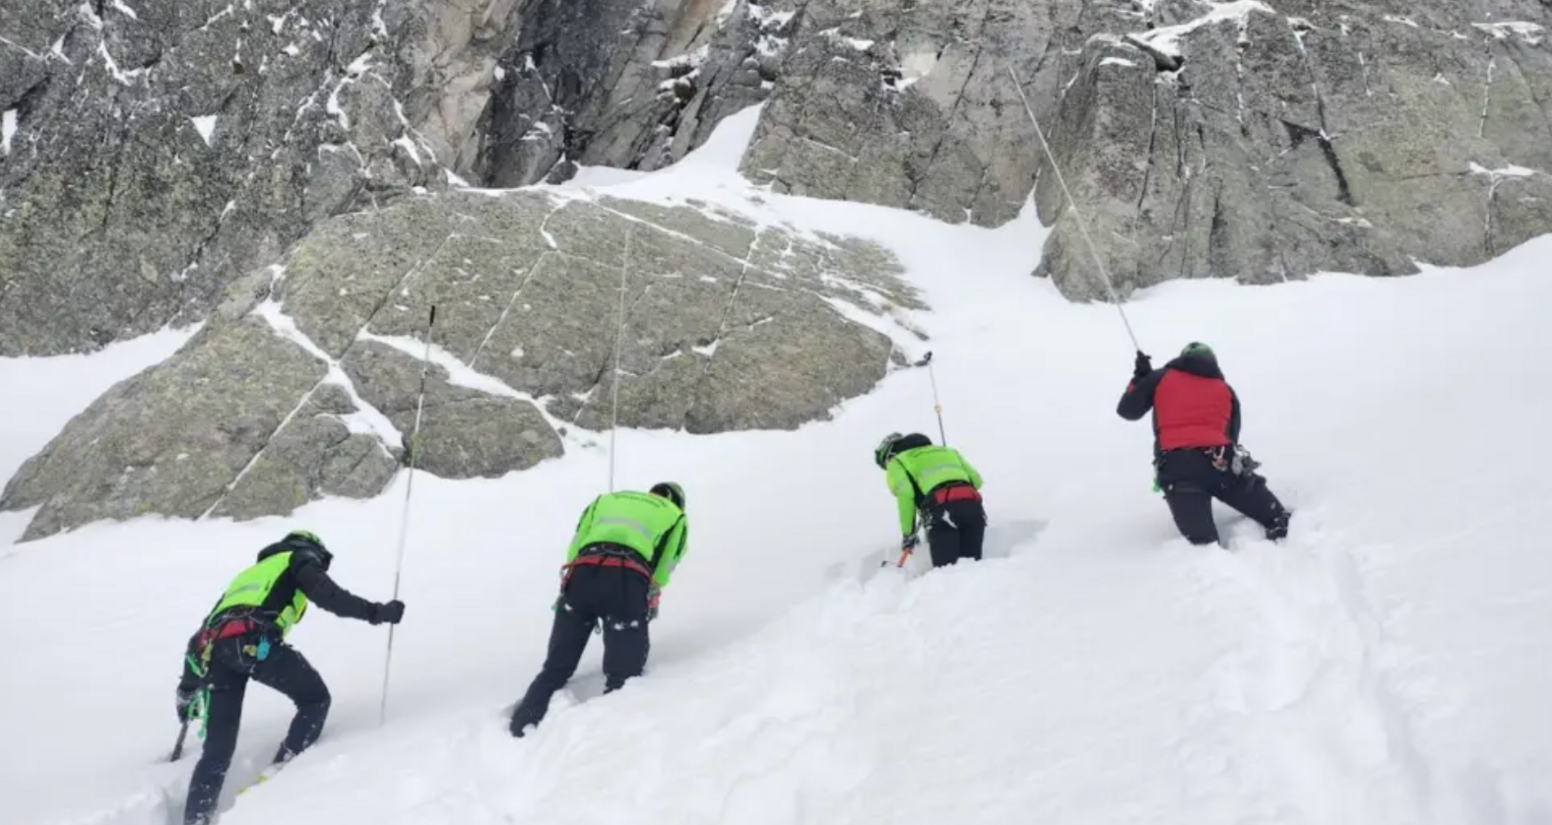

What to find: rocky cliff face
left=3, top=0, right=1549, bottom=539
left=0, top=0, right=794, bottom=359
left=0, top=0, right=502, bottom=356
left=1033, top=0, right=1552, bottom=299
left=6, top=0, right=1548, bottom=355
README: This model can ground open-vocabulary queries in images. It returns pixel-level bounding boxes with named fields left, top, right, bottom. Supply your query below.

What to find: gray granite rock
left=3, top=188, right=923, bottom=539
left=1032, top=1, right=1552, bottom=298
left=0, top=313, right=329, bottom=540
left=341, top=341, right=564, bottom=479
left=0, top=0, right=522, bottom=357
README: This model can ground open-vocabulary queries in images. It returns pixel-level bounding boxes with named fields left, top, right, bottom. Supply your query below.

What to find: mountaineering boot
left=510, top=601, right=597, bottom=737
left=1265, top=510, right=1290, bottom=541
left=510, top=564, right=654, bottom=736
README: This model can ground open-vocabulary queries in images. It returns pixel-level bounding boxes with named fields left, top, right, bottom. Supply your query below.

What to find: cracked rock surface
left=725, top=0, right=1551, bottom=279
left=11, top=0, right=1544, bottom=358
left=1031, top=0, right=1552, bottom=299
left=0, top=189, right=922, bottom=540
left=736, top=0, right=1069, bottom=227
left=0, top=0, right=513, bottom=357
left=0, top=311, right=337, bottom=540
left=0, top=0, right=820, bottom=357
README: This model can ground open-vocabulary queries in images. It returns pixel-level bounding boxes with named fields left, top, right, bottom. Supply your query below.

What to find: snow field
left=1, top=104, right=1549, bottom=825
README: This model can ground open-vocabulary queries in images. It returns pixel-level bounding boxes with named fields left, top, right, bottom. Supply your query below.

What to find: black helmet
left=284, top=529, right=324, bottom=548
left=874, top=433, right=904, bottom=468
left=1180, top=341, right=1214, bottom=358
left=275, top=529, right=331, bottom=569
left=649, top=482, right=685, bottom=511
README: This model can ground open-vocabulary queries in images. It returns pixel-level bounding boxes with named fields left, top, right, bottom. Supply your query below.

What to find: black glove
left=646, top=585, right=661, bottom=622
left=1133, top=350, right=1152, bottom=378
left=176, top=684, right=199, bottom=723
left=902, top=534, right=920, bottom=552
left=370, top=600, right=405, bottom=625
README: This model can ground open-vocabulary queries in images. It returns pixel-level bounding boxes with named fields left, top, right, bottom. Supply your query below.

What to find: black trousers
left=923, top=498, right=987, bottom=568
left=1157, top=448, right=1291, bottom=546
left=509, top=563, right=651, bottom=737
left=184, top=638, right=331, bottom=825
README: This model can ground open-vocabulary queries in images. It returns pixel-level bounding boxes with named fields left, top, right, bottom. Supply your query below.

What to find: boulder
left=266, top=188, right=921, bottom=435
left=0, top=313, right=333, bottom=539
left=2, top=188, right=923, bottom=540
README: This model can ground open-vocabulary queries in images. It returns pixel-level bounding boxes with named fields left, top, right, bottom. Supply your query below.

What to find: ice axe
left=170, top=685, right=208, bottom=761
left=169, top=720, right=190, bottom=762
left=880, top=529, right=921, bottom=569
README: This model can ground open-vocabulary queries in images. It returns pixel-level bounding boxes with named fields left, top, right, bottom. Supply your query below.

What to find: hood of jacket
left=1165, top=351, right=1224, bottom=380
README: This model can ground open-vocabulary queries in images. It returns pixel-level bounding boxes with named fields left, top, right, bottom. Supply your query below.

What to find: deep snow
left=2, top=104, right=1550, bottom=825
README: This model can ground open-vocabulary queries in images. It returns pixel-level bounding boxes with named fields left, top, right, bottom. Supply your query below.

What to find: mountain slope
left=2, top=108, right=1550, bottom=825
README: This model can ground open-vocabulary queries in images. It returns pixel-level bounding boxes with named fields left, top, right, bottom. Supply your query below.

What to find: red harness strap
left=558, top=553, right=661, bottom=612
left=196, top=617, right=258, bottom=648
left=931, top=484, right=981, bottom=504
left=561, top=554, right=653, bottom=582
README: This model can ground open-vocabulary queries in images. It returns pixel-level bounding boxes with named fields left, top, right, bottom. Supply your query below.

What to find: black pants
left=184, top=638, right=331, bottom=825
left=1158, top=448, right=1291, bottom=546
left=509, top=563, right=651, bottom=737
left=923, top=498, right=987, bottom=568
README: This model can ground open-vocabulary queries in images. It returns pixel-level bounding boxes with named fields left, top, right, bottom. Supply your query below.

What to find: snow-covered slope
left=3, top=107, right=1550, bottom=825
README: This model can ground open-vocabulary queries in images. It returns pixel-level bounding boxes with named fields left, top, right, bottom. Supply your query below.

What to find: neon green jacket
left=207, top=551, right=311, bottom=636
left=885, top=445, right=983, bottom=536
left=567, top=490, right=689, bottom=589
left=181, top=551, right=311, bottom=686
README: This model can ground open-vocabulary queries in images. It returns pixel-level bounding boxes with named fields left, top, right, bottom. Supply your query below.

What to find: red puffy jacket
left=1116, top=352, right=1241, bottom=454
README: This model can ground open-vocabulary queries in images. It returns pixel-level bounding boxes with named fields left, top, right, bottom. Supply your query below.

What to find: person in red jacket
left=1117, top=342, right=1290, bottom=546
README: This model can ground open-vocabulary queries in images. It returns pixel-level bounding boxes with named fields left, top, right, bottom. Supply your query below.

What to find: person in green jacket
left=509, top=482, right=689, bottom=737
left=174, top=530, right=405, bottom=825
left=875, top=432, right=986, bottom=568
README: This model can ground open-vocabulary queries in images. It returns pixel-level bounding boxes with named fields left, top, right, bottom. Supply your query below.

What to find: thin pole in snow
left=380, top=303, right=436, bottom=726
left=608, top=228, right=632, bottom=493
left=918, top=351, right=947, bottom=445
left=1008, top=64, right=1143, bottom=353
